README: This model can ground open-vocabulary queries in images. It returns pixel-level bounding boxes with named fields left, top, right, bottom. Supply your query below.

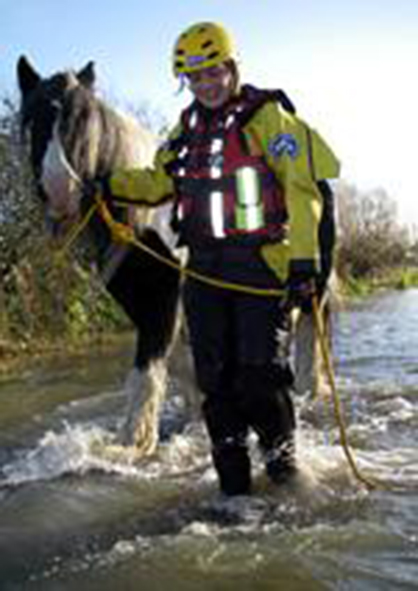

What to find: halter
left=43, top=121, right=83, bottom=185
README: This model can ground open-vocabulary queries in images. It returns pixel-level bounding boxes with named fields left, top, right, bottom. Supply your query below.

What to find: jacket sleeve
left=107, top=125, right=182, bottom=206
left=246, top=102, right=340, bottom=277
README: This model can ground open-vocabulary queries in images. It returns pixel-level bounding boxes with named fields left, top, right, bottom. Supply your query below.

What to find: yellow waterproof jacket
left=109, top=95, right=340, bottom=282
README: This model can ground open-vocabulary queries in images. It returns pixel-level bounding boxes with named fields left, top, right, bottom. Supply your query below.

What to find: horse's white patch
left=41, top=122, right=82, bottom=220
left=119, top=361, right=168, bottom=456
left=114, top=110, right=156, bottom=168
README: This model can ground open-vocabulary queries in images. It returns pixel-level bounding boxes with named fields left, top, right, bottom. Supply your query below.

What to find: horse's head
left=17, top=56, right=96, bottom=223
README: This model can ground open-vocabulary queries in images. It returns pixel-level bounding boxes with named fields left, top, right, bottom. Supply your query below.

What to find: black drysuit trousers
left=183, top=278, right=296, bottom=495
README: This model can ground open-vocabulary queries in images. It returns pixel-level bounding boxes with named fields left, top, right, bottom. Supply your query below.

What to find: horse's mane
left=56, top=75, right=156, bottom=181
left=18, top=57, right=156, bottom=184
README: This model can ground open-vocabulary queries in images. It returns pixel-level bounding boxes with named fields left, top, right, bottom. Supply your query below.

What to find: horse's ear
left=77, top=61, right=95, bottom=88
left=17, top=55, right=41, bottom=97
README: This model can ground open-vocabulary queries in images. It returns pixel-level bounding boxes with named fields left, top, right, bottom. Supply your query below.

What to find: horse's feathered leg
left=119, top=360, right=167, bottom=454
left=104, top=228, right=180, bottom=455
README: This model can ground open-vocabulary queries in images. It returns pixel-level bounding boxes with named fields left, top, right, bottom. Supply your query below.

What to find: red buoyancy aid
left=168, top=85, right=288, bottom=246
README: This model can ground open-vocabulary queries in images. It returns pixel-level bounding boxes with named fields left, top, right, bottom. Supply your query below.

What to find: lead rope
left=94, top=193, right=287, bottom=297
left=54, top=201, right=99, bottom=262
left=57, top=191, right=401, bottom=491
left=311, top=296, right=380, bottom=489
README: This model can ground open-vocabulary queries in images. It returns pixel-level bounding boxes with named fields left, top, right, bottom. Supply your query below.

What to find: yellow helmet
left=173, top=22, right=236, bottom=77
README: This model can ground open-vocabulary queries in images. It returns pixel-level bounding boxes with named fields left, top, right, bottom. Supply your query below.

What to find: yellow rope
left=57, top=192, right=403, bottom=491
left=95, top=194, right=287, bottom=297
left=312, top=296, right=383, bottom=490
left=97, top=195, right=388, bottom=489
left=55, top=202, right=99, bottom=261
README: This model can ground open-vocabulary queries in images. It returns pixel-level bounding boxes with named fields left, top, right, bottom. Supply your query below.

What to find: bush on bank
left=0, top=98, right=131, bottom=363
left=334, top=181, right=417, bottom=295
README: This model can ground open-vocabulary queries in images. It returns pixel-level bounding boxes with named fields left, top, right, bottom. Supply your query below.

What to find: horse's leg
left=120, top=357, right=168, bottom=455
left=105, top=228, right=181, bottom=455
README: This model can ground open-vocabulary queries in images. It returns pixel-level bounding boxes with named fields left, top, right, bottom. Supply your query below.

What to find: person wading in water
left=94, top=21, right=340, bottom=495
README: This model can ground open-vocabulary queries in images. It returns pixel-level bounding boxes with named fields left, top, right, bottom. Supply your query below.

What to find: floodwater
left=0, top=289, right=417, bottom=590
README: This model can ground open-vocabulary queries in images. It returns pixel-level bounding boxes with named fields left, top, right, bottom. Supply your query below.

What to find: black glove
left=82, top=177, right=111, bottom=202
left=80, top=177, right=114, bottom=219
left=287, top=270, right=317, bottom=312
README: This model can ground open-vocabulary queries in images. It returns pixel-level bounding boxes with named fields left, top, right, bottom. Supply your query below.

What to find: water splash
left=0, top=419, right=211, bottom=488
left=1, top=373, right=417, bottom=496
left=1, top=423, right=131, bottom=486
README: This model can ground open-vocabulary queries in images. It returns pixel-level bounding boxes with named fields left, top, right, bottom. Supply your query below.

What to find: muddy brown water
left=0, top=289, right=417, bottom=590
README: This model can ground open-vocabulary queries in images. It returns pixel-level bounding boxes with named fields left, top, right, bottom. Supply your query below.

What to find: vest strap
left=176, top=171, right=277, bottom=197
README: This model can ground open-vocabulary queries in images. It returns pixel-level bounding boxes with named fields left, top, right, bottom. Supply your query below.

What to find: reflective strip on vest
left=172, top=93, right=288, bottom=244
left=209, top=137, right=225, bottom=237
left=235, top=166, right=264, bottom=231
left=210, top=191, right=225, bottom=238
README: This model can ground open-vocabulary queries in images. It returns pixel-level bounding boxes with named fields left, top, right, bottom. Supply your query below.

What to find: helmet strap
left=175, top=75, right=188, bottom=95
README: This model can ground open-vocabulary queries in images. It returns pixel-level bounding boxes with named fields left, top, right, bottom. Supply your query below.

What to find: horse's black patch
left=18, top=57, right=96, bottom=189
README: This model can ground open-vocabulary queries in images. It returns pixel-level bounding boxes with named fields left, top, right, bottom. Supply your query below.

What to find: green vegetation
left=0, top=98, right=131, bottom=371
left=393, top=267, right=418, bottom=289
left=341, top=267, right=418, bottom=298
left=334, top=180, right=418, bottom=298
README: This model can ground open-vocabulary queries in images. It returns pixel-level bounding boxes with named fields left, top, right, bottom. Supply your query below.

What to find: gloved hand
left=286, top=270, right=317, bottom=312
left=79, top=177, right=115, bottom=224
left=81, top=177, right=137, bottom=245
left=81, top=177, right=109, bottom=204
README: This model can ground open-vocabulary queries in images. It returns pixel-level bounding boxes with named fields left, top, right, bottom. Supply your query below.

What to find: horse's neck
left=93, top=104, right=156, bottom=179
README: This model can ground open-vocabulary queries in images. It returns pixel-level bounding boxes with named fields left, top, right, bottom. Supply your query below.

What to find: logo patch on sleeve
left=268, top=133, right=299, bottom=160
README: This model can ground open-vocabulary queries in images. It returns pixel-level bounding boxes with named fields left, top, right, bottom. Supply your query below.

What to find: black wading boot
left=264, top=435, right=296, bottom=485
left=212, top=441, right=251, bottom=496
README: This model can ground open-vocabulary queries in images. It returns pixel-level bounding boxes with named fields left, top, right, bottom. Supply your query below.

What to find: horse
left=17, top=56, right=182, bottom=457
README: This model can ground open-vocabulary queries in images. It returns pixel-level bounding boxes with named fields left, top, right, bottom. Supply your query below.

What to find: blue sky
left=2, top=0, right=418, bottom=227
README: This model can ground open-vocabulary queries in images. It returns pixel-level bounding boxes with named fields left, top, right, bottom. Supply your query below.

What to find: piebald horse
left=17, top=56, right=182, bottom=456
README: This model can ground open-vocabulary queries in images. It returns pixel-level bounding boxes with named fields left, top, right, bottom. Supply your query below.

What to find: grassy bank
left=0, top=330, right=136, bottom=380
left=0, top=256, right=134, bottom=378
left=341, top=266, right=418, bottom=298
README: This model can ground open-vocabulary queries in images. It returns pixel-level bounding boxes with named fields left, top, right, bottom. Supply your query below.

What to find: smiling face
left=187, top=61, right=237, bottom=109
